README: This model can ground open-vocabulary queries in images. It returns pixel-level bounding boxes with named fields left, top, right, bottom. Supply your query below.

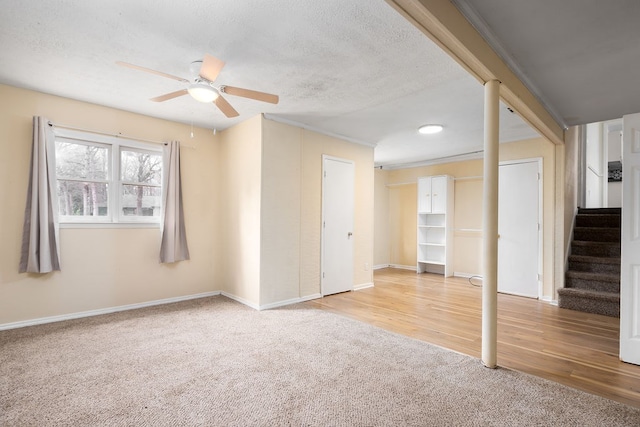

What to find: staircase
left=558, top=207, right=621, bottom=317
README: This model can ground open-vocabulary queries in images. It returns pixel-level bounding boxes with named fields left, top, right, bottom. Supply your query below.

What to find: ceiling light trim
left=188, top=83, right=219, bottom=103
left=418, top=124, right=444, bottom=134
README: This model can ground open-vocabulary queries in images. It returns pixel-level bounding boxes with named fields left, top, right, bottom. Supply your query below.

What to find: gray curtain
left=19, top=117, right=60, bottom=273
left=160, top=140, right=190, bottom=263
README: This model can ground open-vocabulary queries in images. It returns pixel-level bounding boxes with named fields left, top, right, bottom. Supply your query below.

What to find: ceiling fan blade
left=199, top=54, right=225, bottom=82
left=221, top=86, right=279, bottom=104
left=150, top=89, right=189, bottom=102
left=116, top=61, right=189, bottom=83
left=214, top=95, right=239, bottom=118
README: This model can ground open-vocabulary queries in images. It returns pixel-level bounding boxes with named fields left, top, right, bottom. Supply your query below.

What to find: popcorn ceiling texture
left=0, top=0, right=538, bottom=167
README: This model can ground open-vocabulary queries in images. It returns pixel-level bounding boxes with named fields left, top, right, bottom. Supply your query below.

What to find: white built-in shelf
left=416, top=175, right=454, bottom=276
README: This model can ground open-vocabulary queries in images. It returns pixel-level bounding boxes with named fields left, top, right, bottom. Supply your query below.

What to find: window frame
left=52, top=128, right=163, bottom=228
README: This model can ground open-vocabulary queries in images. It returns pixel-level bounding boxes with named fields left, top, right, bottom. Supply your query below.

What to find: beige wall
left=381, top=137, right=559, bottom=298
left=261, top=118, right=375, bottom=303
left=387, top=159, right=483, bottom=273
left=218, top=115, right=263, bottom=307
left=374, top=168, right=390, bottom=267
left=0, top=87, right=375, bottom=324
left=260, top=119, right=302, bottom=304
left=0, top=84, right=220, bottom=325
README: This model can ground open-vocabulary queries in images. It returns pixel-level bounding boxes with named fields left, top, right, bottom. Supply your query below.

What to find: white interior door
left=620, top=112, right=640, bottom=365
left=321, top=156, right=354, bottom=296
left=498, top=160, right=541, bottom=298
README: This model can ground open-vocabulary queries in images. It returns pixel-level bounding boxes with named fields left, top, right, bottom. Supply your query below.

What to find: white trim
left=565, top=207, right=578, bottom=271
left=263, top=114, right=377, bottom=148
left=220, top=292, right=260, bottom=310
left=59, top=222, right=160, bottom=229
left=259, top=294, right=322, bottom=311
left=354, top=282, right=374, bottom=291
left=54, top=127, right=163, bottom=226
left=382, top=149, right=484, bottom=170
left=390, top=264, right=417, bottom=271
left=454, top=272, right=482, bottom=279
left=540, top=296, right=558, bottom=306
left=220, top=292, right=323, bottom=311
left=373, top=264, right=390, bottom=270
left=0, top=291, right=221, bottom=331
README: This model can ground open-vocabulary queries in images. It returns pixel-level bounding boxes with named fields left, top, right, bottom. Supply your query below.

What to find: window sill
left=59, top=222, right=161, bottom=229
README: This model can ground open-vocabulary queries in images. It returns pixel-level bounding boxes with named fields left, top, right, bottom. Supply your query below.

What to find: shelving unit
left=417, top=175, right=454, bottom=276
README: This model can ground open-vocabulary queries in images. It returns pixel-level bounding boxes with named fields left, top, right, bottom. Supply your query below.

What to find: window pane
left=120, top=149, right=162, bottom=185
left=121, top=184, right=161, bottom=217
left=55, top=141, right=108, bottom=180
left=57, top=181, right=108, bottom=217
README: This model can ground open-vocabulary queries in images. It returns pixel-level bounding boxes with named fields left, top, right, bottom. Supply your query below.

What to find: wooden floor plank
left=304, top=268, right=640, bottom=408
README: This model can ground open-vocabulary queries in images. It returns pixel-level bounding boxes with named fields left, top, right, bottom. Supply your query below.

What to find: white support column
left=482, top=79, right=500, bottom=368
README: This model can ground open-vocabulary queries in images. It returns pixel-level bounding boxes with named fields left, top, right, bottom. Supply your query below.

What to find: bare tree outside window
left=120, top=149, right=162, bottom=217
left=55, top=141, right=109, bottom=217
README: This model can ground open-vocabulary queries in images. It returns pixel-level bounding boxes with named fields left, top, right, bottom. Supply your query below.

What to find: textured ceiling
left=0, top=0, right=540, bottom=167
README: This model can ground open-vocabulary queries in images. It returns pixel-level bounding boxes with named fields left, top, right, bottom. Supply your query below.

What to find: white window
left=52, top=129, right=163, bottom=226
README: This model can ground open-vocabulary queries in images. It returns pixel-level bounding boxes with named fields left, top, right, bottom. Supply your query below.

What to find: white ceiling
left=4, top=1, right=634, bottom=169
left=454, top=0, right=640, bottom=127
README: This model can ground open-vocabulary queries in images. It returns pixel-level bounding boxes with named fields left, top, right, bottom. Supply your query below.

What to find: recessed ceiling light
left=418, top=124, right=443, bottom=135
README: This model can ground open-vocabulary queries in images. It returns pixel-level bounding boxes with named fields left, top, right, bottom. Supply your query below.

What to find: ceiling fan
left=116, top=54, right=279, bottom=118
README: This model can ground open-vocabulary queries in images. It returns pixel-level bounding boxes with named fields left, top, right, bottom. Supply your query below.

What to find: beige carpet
left=1, top=296, right=639, bottom=426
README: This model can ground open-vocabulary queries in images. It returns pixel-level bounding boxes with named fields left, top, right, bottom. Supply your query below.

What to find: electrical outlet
left=364, top=263, right=370, bottom=271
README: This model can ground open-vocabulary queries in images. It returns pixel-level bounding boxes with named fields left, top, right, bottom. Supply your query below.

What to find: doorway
left=321, top=155, right=354, bottom=296
left=498, top=158, right=542, bottom=298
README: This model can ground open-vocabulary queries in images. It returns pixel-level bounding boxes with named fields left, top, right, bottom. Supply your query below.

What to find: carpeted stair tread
left=568, top=254, right=620, bottom=274
left=577, top=207, right=621, bottom=215
left=565, top=271, right=620, bottom=293
left=565, top=270, right=619, bottom=283
left=557, top=287, right=620, bottom=302
left=568, top=254, right=620, bottom=265
left=571, top=240, right=620, bottom=257
left=557, top=288, right=620, bottom=317
left=575, top=214, right=621, bottom=228
left=573, top=227, right=621, bottom=242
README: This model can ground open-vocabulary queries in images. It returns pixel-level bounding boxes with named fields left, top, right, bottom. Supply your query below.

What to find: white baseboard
left=259, top=293, right=322, bottom=310
left=454, top=272, right=482, bottom=279
left=354, top=282, right=374, bottom=291
left=0, top=291, right=222, bottom=331
left=373, top=264, right=390, bottom=270
left=221, top=291, right=322, bottom=311
left=220, top=291, right=260, bottom=310
left=540, top=296, right=558, bottom=306
left=389, top=264, right=417, bottom=271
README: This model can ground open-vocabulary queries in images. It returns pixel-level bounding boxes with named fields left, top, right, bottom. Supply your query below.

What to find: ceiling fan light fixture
left=418, top=124, right=444, bottom=135
left=188, top=83, right=219, bottom=103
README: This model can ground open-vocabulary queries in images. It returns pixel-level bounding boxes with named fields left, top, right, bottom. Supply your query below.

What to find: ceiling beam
left=386, top=0, right=565, bottom=145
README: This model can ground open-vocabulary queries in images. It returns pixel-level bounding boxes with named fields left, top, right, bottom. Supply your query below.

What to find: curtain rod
left=47, top=121, right=196, bottom=149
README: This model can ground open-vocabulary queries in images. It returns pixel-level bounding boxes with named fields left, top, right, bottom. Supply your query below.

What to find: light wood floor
left=304, top=268, right=640, bottom=408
